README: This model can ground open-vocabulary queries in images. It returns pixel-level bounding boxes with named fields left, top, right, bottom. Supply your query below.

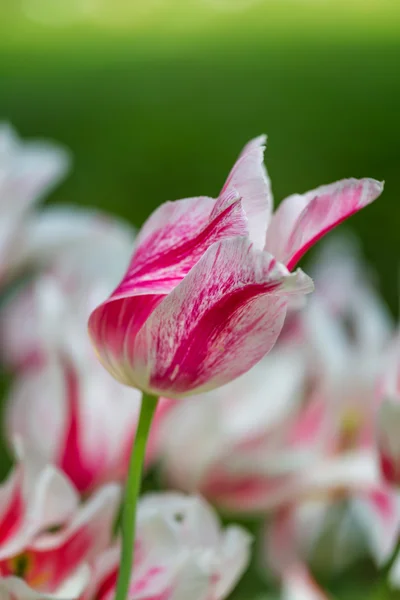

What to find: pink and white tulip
left=0, top=205, right=156, bottom=496
left=83, top=492, right=251, bottom=600
left=0, top=124, right=70, bottom=283
left=263, top=241, right=399, bottom=581
left=157, top=240, right=399, bottom=578
left=0, top=443, right=78, bottom=560
left=0, top=444, right=120, bottom=599
left=5, top=354, right=165, bottom=495
left=0, top=207, right=134, bottom=371
left=156, top=343, right=313, bottom=512
left=88, top=137, right=382, bottom=396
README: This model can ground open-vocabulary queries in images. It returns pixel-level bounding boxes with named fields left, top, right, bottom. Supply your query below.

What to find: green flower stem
left=115, top=393, right=158, bottom=600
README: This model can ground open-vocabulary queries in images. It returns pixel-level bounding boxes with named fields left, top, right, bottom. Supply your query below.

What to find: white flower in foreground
left=83, top=492, right=252, bottom=600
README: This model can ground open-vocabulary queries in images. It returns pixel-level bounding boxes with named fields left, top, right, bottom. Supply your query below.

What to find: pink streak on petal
left=131, top=238, right=311, bottom=395
left=89, top=294, right=164, bottom=387
left=266, top=178, right=383, bottom=270
left=284, top=178, right=383, bottom=270
left=26, top=527, right=94, bottom=591
left=59, top=361, right=105, bottom=495
left=288, top=396, right=327, bottom=448
left=94, top=567, right=118, bottom=600
left=0, top=486, right=23, bottom=545
left=202, top=470, right=295, bottom=513
left=28, top=486, right=118, bottom=592
left=367, top=487, right=397, bottom=524
left=113, top=195, right=247, bottom=297
left=379, top=450, right=399, bottom=486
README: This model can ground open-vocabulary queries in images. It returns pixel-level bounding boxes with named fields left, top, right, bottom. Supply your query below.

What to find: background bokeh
left=0, top=1, right=399, bottom=598
left=1, top=1, right=399, bottom=308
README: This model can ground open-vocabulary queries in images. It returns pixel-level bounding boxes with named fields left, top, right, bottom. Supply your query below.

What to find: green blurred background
left=0, top=1, right=399, bottom=598
left=1, top=0, right=399, bottom=313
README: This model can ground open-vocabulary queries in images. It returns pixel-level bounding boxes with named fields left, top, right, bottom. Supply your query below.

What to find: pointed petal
left=119, top=237, right=313, bottom=395
left=221, top=135, right=272, bottom=249
left=0, top=443, right=79, bottom=560
left=265, top=178, right=383, bottom=269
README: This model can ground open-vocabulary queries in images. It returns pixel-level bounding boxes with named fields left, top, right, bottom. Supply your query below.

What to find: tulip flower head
left=89, top=137, right=383, bottom=397
left=5, top=353, right=165, bottom=495
left=0, top=206, right=134, bottom=371
left=83, top=492, right=251, bottom=600
left=0, top=443, right=120, bottom=599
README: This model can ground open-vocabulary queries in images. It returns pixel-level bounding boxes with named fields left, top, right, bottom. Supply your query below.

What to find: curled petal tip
left=281, top=269, right=314, bottom=295
left=250, top=133, right=267, bottom=148
left=361, top=177, right=385, bottom=203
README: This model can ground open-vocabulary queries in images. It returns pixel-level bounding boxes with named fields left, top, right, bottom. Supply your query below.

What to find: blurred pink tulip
left=0, top=444, right=78, bottom=561
left=0, top=203, right=149, bottom=498
left=0, top=124, right=70, bottom=283
left=263, top=242, right=399, bottom=583
left=5, top=354, right=165, bottom=495
left=157, top=343, right=313, bottom=512
left=0, top=445, right=120, bottom=599
left=82, top=492, right=251, bottom=600
left=265, top=482, right=400, bottom=583
left=157, top=240, right=399, bottom=579
left=89, top=137, right=382, bottom=397
left=0, top=207, right=134, bottom=371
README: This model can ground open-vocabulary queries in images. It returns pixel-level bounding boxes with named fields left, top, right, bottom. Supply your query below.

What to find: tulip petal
left=114, top=194, right=248, bottom=297
left=221, top=135, right=272, bottom=249
left=25, top=484, right=120, bottom=592
left=0, top=470, right=24, bottom=549
left=265, top=178, right=383, bottom=269
left=119, top=237, right=313, bottom=395
left=7, top=355, right=164, bottom=495
left=89, top=293, right=165, bottom=386
left=0, top=443, right=79, bottom=560
left=214, top=526, right=252, bottom=600
left=0, top=123, right=70, bottom=212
